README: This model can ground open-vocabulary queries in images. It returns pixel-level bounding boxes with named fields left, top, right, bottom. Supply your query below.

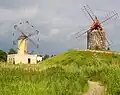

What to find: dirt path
left=83, top=81, right=104, bottom=95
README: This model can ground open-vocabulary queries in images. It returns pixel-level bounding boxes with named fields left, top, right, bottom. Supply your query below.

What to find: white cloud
left=0, top=0, right=120, bottom=53
left=0, top=5, right=38, bottom=21
left=50, top=28, right=60, bottom=35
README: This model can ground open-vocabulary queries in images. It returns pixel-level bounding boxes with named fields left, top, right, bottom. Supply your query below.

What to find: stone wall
left=87, top=29, right=106, bottom=50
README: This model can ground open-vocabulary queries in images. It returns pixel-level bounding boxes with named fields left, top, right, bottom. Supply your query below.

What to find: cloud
left=0, top=5, right=38, bottom=21
left=0, top=0, right=120, bottom=54
left=0, top=5, right=39, bottom=37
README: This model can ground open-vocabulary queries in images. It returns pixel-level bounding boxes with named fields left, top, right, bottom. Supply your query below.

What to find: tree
left=8, top=48, right=16, bottom=54
left=42, top=54, right=49, bottom=61
left=107, top=47, right=111, bottom=51
left=51, top=55, right=56, bottom=57
left=30, top=50, right=35, bottom=54
left=0, top=50, right=7, bottom=62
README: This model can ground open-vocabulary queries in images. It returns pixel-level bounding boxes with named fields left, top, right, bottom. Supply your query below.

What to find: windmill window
left=10, top=58, right=12, bottom=62
left=9, top=58, right=11, bottom=62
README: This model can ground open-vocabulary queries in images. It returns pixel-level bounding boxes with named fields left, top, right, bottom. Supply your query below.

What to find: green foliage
left=107, top=47, right=111, bottom=51
left=8, top=48, right=16, bottom=54
left=1, top=49, right=120, bottom=94
left=0, top=50, right=7, bottom=62
left=42, top=54, right=50, bottom=61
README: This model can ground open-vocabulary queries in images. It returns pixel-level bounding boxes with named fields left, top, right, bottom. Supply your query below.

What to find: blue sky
left=0, top=0, right=120, bottom=54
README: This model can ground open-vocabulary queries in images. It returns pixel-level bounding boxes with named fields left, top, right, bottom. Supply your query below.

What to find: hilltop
left=41, top=49, right=120, bottom=66
left=1, top=49, right=120, bottom=95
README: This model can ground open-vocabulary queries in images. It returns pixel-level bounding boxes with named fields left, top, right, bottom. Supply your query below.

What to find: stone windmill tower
left=87, top=16, right=106, bottom=50
left=76, top=5, right=118, bottom=50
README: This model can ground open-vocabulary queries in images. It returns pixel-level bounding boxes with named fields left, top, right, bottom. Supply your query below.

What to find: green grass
left=0, top=65, right=87, bottom=95
left=1, top=49, right=120, bottom=95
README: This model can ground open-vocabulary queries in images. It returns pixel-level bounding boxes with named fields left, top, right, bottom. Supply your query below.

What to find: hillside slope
left=1, top=49, right=120, bottom=95
left=42, top=49, right=120, bottom=66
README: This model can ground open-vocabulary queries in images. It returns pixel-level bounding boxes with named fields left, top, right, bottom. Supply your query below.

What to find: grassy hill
left=1, top=49, right=120, bottom=95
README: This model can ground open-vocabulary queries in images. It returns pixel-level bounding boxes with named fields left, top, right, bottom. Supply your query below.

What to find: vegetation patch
left=1, top=49, right=120, bottom=95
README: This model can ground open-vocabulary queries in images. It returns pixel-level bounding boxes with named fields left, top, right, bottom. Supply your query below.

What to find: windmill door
left=28, top=58, right=31, bottom=64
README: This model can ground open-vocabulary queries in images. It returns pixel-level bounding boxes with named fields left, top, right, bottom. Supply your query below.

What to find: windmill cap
left=18, top=35, right=26, bottom=40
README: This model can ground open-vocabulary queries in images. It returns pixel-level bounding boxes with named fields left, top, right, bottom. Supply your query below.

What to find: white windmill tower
left=7, top=21, right=41, bottom=64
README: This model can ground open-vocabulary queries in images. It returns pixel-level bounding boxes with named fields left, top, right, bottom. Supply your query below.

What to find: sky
left=0, top=0, right=120, bottom=55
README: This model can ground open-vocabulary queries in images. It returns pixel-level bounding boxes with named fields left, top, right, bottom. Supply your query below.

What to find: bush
left=0, top=50, right=7, bottom=62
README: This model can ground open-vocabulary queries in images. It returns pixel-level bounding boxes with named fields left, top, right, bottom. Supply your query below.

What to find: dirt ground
left=83, top=81, right=104, bottom=95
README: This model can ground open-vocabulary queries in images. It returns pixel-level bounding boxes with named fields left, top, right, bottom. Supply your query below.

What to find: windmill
left=76, top=5, right=119, bottom=50
left=13, top=21, right=40, bottom=55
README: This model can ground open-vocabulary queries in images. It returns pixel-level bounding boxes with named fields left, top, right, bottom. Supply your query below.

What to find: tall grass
left=1, top=49, right=120, bottom=95
left=0, top=66, right=87, bottom=95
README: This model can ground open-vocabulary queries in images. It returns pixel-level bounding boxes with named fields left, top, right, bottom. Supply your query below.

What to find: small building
left=7, top=54, right=38, bottom=64
left=7, top=34, right=42, bottom=64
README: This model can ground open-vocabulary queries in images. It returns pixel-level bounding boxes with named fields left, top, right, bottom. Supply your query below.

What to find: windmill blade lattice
left=81, top=5, right=96, bottom=21
left=75, top=5, right=119, bottom=50
left=100, top=10, right=119, bottom=25
left=12, top=21, right=40, bottom=51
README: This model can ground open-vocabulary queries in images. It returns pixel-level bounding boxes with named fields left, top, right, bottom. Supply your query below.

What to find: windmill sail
left=13, top=21, right=40, bottom=54
left=76, top=5, right=119, bottom=50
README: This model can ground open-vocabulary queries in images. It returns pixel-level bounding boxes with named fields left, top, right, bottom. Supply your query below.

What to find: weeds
left=1, top=49, right=120, bottom=95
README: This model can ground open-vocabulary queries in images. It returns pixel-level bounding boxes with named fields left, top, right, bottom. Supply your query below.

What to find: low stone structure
left=83, top=81, right=104, bottom=95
